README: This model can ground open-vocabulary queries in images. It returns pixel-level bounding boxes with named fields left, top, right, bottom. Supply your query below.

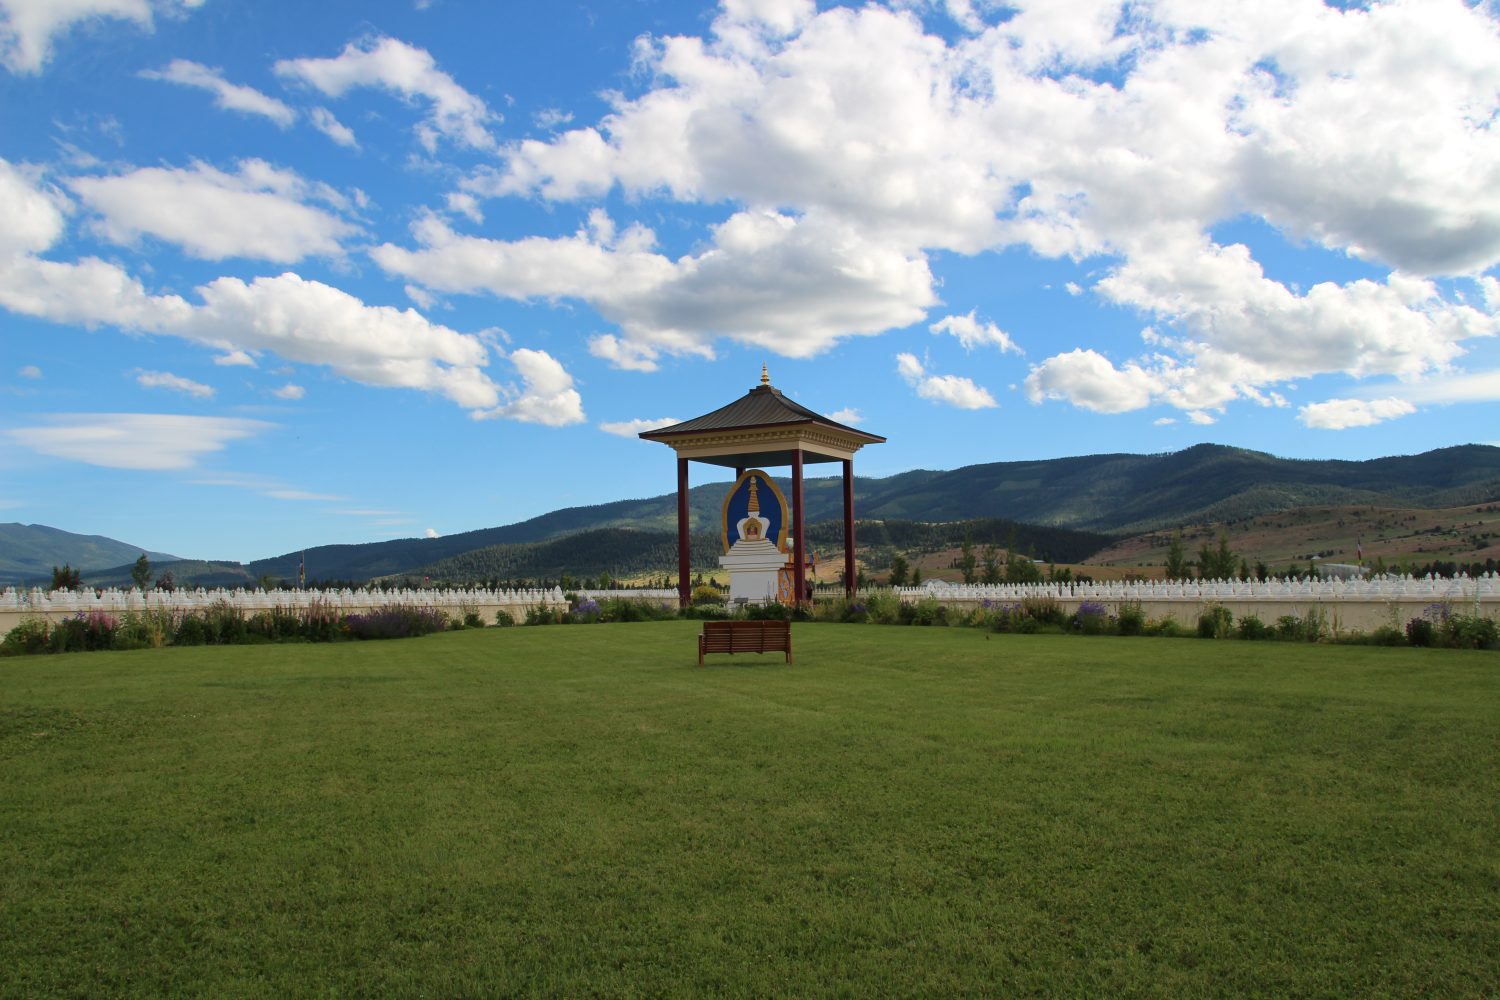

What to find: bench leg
left=698, top=635, right=704, bottom=667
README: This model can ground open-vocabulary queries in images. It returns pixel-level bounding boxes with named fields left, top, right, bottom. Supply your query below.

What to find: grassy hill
left=11, top=444, right=1499, bottom=588
left=0, top=524, right=178, bottom=586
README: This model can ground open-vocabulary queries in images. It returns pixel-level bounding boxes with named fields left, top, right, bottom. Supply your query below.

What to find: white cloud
left=1186, top=410, right=1217, bottom=426
left=1065, top=281, right=1083, bottom=296
left=1298, top=397, right=1417, bottom=430
left=376, top=208, right=934, bottom=363
left=70, top=159, right=359, bottom=263
left=896, top=351, right=997, bottom=409
left=929, top=310, right=1020, bottom=354
left=271, top=383, right=305, bottom=400
left=213, top=350, right=255, bottom=367
left=472, top=348, right=584, bottom=426
left=0, top=159, right=69, bottom=256
left=1, top=0, right=150, bottom=74
left=598, top=416, right=679, bottom=437
left=265, top=489, right=344, bottom=501
left=1025, top=349, right=1159, bottom=414
left=8, top=413, right=270, bottom=470
left=1153, top=417, right=1175, bottom=426
left=135, top=369, right=213, bottom=398
left=275, top=36, right=496, bottom=152
left=533, top=107, right=573, bottom=130
left=17, top=364, right=41, bottom=379
left=472, top=0, right=1500, bottom=416
left=424, top=527, right=440, bottom=539
left=0, top=166, right=506, bottom=414
left=307, top=106, right=358, bottom=148
left=1377, top=368, right=1500, bottom=405
left=826, top=407, right=861, bottom=425
left=140, top=60, right=295, bottom=126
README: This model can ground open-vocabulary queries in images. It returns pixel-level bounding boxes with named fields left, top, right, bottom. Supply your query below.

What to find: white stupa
left=718, top=474, right=790, bottom=603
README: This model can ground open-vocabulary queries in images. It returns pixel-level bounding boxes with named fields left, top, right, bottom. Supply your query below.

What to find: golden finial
left=747, top=475, right=760, bottom=513
left=760, top=364, right=770, bottom=386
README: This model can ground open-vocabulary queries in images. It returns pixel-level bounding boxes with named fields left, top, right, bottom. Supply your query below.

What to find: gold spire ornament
left=747, top=475, right=760, bottom=513
left=760, top=364, right=770, bottom=386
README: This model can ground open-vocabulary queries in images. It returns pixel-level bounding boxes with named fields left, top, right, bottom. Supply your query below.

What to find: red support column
left=677, top=456, right=691, bottom=609
left=792, top=449, right=806, bottom=607
left=843, top=458, right=855, bottom=598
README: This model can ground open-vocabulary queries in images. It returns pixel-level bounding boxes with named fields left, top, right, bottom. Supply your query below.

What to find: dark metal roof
left=639, top=383, right=886, bottom=443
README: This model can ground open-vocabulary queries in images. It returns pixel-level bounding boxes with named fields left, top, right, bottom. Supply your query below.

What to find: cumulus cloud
left=598, top=416, right=679, bottom=437
left=271, top=383, right=305, bottom=400
left=275, top=36, right=496, bottom=152
left=896, top=352, right=997, bottom=409
left=0, top=158, right=519, bottom=415
left=213, top=350, right=255, bottom=367
left=0, top=0, right=155, bottom=74
left=1025, top=349, right=1158, bottom=414
left=69, top=159, right=359, bottom=263
left=376, top=208, right=934, bottom=362
left=7, top=413, right=270, bottom=470
left=468, top=0, right=1500, bottom=415
left=424, top=528, right=440, bottom=538
left=135, top=369, right=213, bottom=398
left=826, top=407, right=861, bottom=425
left=929, top=310, right=1020, bottom=354
left=140, top=60, right=295, bottom=126
left=1298, top=397, right=1417, bottom=430
left=472, top=348, right=584, bottom=426
left=0, top=158, right=69, bottom=256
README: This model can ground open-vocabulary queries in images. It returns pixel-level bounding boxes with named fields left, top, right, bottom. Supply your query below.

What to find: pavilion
left=640, top=368, right=885, bottom=607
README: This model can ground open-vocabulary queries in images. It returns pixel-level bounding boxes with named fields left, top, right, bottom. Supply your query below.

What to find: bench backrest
left=701, top=619, right=790, bottom=652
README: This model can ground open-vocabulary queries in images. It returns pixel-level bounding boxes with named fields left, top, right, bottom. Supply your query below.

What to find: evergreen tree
left=1197, top=531, right=1238, bottom=580
left=131, top=553, right=152, bottom=590
left=911, top=567, right=922, bottom=586
left=50, top=564, right=82, bottom=591
left=888, top=554, right=909, bottom=587
left=958, top=529, right=977, bottom=584
left=979, top=544, right=1001, bottom=585
left=1164, top=531, right=1190, bottom=581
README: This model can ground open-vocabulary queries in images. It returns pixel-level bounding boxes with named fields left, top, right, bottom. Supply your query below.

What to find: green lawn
left=3, top=623, right=1497, bottom=997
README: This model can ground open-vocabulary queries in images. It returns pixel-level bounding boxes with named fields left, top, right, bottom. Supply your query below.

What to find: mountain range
left=5, top=443, right=1498, bottom=587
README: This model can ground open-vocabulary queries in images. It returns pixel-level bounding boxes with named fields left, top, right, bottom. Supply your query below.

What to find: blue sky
left=1, top=0, right=1498, bottom=562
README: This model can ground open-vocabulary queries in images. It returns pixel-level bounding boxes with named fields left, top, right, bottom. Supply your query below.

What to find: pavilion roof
left=639, top=382, right=885, bottom=445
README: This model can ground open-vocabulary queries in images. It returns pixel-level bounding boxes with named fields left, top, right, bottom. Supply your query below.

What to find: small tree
left=888, top=554, right=909, bottom=588
left=131, top=553, right=152, bottom=590
left=1197, top=531, right=1237, bottom=580
left=911, top=567, right=922, bottom=586
left=155, top=570, right=176, bottom=593
left=50, top=564, right=82, bottom=591
left=980, top=544, right=1001, bottom=585
left=1164, top=531, right=1190, bottom=581
left=958, top=530, right=977, bottom=585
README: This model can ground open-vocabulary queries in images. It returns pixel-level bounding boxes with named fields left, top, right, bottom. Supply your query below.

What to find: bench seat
left=698, top=619, right=792, bottom=666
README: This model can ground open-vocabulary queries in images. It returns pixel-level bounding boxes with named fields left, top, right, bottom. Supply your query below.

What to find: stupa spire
left=760, top=364, right=770, bottom=387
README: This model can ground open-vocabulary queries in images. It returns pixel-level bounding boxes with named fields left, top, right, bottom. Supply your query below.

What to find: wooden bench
left=698, top=619, right=792, bottom=666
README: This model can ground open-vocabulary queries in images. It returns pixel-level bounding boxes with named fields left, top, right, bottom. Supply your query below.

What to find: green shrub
left=174, top=614, right=207, bottom=646
left=692, top=585, right=725, bottom=607
left=493, top=610, right=516, bottom=627
left=1116, top=603, right=1145, bottom=636
left=1438, top=613, right=1499, bottom=650
left=681, top=603, right=731, bottom=620
left=1236, top=615, right=1269, bottom=641
left=524, top=603, right=559, bottom=626
left=744, top=602, right=791, bottom=622
left=1370, top=625, right=1407, bottom=646
left=1021, top=595, right=1064, bottom=627
left=1404, top=617, right=1434, bottom=647
left=0, top=616, right=52, bottom=656
left=1146, top=617, right=1189, bottom=638
left=1197, top=605, right=1234, bottom=639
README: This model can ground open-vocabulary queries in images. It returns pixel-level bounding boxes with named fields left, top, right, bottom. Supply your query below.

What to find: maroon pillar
left=843, top=458, right=855, bottom=598
left=677, top=456, right=691, bottom=608
left=792, top=449, right=806, bottom=607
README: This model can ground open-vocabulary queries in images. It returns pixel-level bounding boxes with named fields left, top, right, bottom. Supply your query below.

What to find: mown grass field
left=3, top=622, right=1497, bottom=997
